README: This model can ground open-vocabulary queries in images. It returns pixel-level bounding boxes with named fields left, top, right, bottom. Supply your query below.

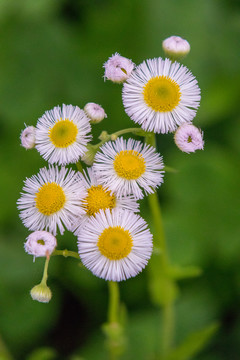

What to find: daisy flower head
left=93, top=137, right=164, bottom=199
left=122, top=57, right=201, bottom=134
left=174, top=123, right=204, bottom=153
left=17, top=166, right=86, bottom=235
left=21, top=126, right=36, bottom=149
left=162, top=36, right=190, bottom=60
left=77, top=208, right=153, bottom=281
left=72, top=167, right=139, bottom=235
left=103, top=53, right=135, bottom=83
left=84, top=102, right=107, bottom=124
left=35, top=104, right=92, bottom=165
left=24, top=231, right=57, bottom=258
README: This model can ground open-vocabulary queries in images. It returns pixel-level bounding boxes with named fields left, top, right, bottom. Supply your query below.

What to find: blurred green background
left=0, top=0, right=240, bottom=359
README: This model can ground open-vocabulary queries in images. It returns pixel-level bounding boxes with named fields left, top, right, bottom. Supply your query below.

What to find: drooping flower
left=20, top=126, right=36, bottom=149
left=84, top=102, right=107, bottom=124
left=24, top=231, right=57, bottom=257
left=174, top=123, right=204, bottom=153
left=77, top=208, right=153, bottom=281
left=103, top=53, right=135, bottom=83
left=162, top=36, right=190, bottom=60
left=122, top=57, right=201, bottom=134
left=17, top=166, right=86, bottom=235
left=93, top=137, right=164, bottom=199
left=35, top=104, right=92, bottom=165
left=72, top=167, right=139, bottom=235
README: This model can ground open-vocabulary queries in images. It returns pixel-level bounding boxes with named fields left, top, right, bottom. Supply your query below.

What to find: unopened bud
left=174, top=123, right=204, bottom=153
left=103, top=53, right=135, bottom=83
left=162, top=36, right=190, bottom=60
left=110, top=134, right=118, bottom=141
left=24, top=231, right=57, bottom=258
left=84, top=102, right=107, bottom=124
left=81, top=144, right=98, bottom=166
left=30, top=282, right=52, bottom=303
left=20, top=126, right=36, bottom=149
left=98, top=131, right=109, bottom=141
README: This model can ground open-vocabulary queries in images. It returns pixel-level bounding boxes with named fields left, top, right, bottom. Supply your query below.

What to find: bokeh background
left=0, top=0, right=240, bottom=359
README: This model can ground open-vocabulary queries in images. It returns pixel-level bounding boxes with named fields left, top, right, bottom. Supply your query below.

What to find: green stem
left=148, top=192, right=167, bottom=265
left=41, top=256, right=50, bottom=285
left=146, top=133, right=175, bottom=358
left=164, top=166, right=178, bottom=173
left=113, top=127, right=147, bottom=138
left=104, top=282, right=124, bottom=360
left=52, top=249, right=80, bottom=260
left=96, top=127, right=148, bottom=150
left=162, top=303, right=174, bottom=357
left=108, top=281, right=120, bottom=323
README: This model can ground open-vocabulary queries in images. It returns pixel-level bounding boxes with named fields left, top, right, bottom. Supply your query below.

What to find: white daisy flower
left=93, top=137, right=164, bottom=199
left=77, top=208, right=153, bottom=281
left=24, top=231, right=57, bottom=257
left=17, top=166, right=86, bottom=235
left=72, top=167, right=139, bottom=235
left=122, top=57, right=201, bottom=134
left=35, top=104, right=92, bottom=165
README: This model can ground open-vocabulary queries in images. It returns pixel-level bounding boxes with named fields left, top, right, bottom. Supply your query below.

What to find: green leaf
left=167, top=265, right=203, bottom=280
left=165, top=323, right=219, bottom=360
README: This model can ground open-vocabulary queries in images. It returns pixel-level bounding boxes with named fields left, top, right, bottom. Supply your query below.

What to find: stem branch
left=52, top=249, right=80, bottom=260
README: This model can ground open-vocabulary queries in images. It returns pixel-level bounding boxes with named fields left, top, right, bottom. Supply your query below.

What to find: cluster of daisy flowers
left=18, top=35, right=204, bottom=302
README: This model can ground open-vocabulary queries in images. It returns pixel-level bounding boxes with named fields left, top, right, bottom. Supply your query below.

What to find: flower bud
left=30, top=283, right=52, bottom=303
left=24, top=231, right=57, bottom=258
left=84, top=102, right=107, bottom=124
left=162, top=36, right=190, bottom=60
left=98, top=131, right=109, bottom=141
left=20, top=126, right=36, bottom=149
left=174, top=123, right=204, bottom=153
left=103, top=53, right=135, bottom=83
left=81, top=144, right=98, bottom=166
left=110, top=134, right=118, bottom=141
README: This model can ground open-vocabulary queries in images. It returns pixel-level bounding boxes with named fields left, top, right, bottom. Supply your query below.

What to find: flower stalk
left=30, top=255, right=52, bottom=303
left=102, top=282, right=126, bottom=360
left=146, top=133, right=176, bottom=358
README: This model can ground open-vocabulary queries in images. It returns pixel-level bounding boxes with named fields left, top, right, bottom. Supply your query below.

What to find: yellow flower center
left=37, top=239, right=45, bottom=245
left=83, top=185, right=116, bottom=216
left=97, top=226, right=133, bottom=260
left=49, top=119, right=78, bottom=148
left=113, top=150, right=146, bottom=180
left=35, top=182, right=66, bottom=216
left=143, top=76, right=181, bottom=112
